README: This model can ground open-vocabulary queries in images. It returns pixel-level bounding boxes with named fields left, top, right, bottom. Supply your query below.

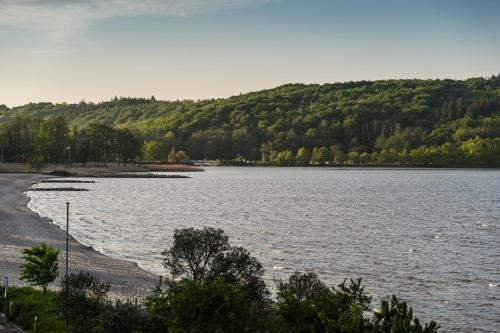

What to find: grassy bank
left=0, top=285, right=64, bottom=333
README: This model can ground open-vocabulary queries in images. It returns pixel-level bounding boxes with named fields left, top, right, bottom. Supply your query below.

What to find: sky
left=0, top=0, right=499, bottom=107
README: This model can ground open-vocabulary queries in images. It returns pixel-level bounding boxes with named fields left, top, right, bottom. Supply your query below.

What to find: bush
left=102, top=300, right=152, bottom=333
left=0, top=286, right=64, bottom=333
left=270, top=273, right=371, bottom=332
left=28, top=155, right=46, bottom=173
left=147, top=278, right=268, bottom=332
left=373, top=295, right=439, bottom=333
left=55, top=271, right=110, bottom=333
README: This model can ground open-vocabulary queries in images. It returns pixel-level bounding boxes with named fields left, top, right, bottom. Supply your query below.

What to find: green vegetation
left=19, top=242, right=59, bottom=295
left=1, top=229, right=439, bottom=332
left=0, top=77, right=499, bottom=166
left=0, top=286, right=65, bottom=333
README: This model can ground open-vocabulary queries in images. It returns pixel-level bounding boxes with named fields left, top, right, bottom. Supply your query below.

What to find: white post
left=9, top=301, right=12, bottom=317
left=34, top=316, right=37, bottom=332
left=3, top=276, right=7, bottom=299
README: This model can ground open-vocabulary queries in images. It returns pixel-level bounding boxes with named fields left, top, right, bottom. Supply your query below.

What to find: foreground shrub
left=2, top=227, right=439, bottom=333
left=55, top=271, right=110, bottom=333
left=102, top=300, right=152, bottom=333
left=0, top=286, right=64, bottom=333
left=269, top=273, right=372, bottom=332
left=373, top=295, right=439, bottom=333
left=146, top=278, right=268, bottom=332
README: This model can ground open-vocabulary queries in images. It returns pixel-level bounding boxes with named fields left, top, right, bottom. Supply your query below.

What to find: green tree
left=102, top=300, right=150, bottom=333
left=28, top=155, right=46, bottom=173
left=295, top=147, right=310, bottom=165
left=311, top=146, right=331, bottom=164
left=162, top=227, right=268, bottom=301
left=0, top=123, right=7, bottom=164
left=19, top=243, right=59, bottom=294
left=167, top=146, right=176, bottom=162
left=158, top=279, right=267, bottom=333
left=373, top=295, right=439, bottom=333
left=276, top=150, right=295, bottom=165
left=175, top=150, right=190, bottom=162
left=271, top=272, right=371, bottom=333
left=56, top=271, right=110, bottom=333
left=162, top=227, right=230, bottom=281
left=347, top=151, right=361, bottom=165
left=37, top=116, right=69, bottom=164
left=76, top=129, right=91, bottom=166
left=163, top=131, right=178, bottom=158
left=142, top=140, right=163, bottom=161
left=1, top=77, right=499, bottom=167
left=208, top=246, right=269, bottom=301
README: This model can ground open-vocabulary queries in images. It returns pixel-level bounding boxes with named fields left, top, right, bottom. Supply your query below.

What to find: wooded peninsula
left=0, top=76, right=499, bottom=167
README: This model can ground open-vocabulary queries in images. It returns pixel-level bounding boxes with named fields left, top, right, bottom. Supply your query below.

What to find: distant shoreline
left=0, top=162, right=204, bottom=176
left=0, top=173, right=158, bottom=299
left=0, top=162, right=498, bottom=176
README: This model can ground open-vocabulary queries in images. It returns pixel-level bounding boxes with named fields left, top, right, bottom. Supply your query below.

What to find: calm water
left=27, top=168, right=499, bottom=332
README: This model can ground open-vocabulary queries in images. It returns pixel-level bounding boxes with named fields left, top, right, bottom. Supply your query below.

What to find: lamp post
left=65, top=202, right=69, bottom=331
left=66, top=145, right=71, bottom=164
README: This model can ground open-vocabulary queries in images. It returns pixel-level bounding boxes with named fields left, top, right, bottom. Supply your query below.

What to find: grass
left=1, top=285, right=64, bottom=333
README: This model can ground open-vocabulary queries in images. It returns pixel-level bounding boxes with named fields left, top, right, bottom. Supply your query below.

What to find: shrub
left=0, top=286, right=64, bottom=333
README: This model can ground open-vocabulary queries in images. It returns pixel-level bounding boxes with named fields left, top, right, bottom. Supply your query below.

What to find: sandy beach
left=0, top=173, right=158, bottom=299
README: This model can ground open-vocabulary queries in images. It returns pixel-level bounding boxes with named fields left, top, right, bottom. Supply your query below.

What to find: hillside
left=1, top=76, right=499, bottom=166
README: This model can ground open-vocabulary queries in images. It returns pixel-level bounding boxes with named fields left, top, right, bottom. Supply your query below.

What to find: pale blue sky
left=1, top=0, right=499, bottom=106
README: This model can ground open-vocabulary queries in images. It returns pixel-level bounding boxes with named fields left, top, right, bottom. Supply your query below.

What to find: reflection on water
left=27, top=167, right=500, bottom=332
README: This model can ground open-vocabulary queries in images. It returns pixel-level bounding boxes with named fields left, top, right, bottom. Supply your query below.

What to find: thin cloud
left=0, top=0, right=274, bottom=36
left=25, top=48, right=75, bottom=55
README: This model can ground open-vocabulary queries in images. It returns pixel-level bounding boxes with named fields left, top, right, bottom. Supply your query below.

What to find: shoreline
left=0, top=173, right=158, bottom=299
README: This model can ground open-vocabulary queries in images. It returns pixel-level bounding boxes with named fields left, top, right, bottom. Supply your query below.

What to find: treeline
left=0, top=116, right=143, bottom=166
left=1, top=76, right=500, bottom=166
left=1, top=227, right=439, bottom=333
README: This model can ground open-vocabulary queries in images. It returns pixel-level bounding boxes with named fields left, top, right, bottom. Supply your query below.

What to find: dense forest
left=1, top=76, right=499, bottom=166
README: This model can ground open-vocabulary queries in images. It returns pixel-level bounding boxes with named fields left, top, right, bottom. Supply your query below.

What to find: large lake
left=27, top=168, right=499, bottom=332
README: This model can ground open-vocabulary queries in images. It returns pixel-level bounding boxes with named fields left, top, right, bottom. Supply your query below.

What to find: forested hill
left=1, top=76, right=500, bottom=166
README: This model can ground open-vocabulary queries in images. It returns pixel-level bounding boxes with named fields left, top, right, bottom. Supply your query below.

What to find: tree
left=272, top=272, right=372, bottom=333
left=37, top=116, right=69, bottom=164
left=56, top=271, right=110, bottom=333
left=167, top=147, right=176, bottom=162
left=175, top=150, right=189, bottom=162
left=102, top=300, right=150, bottom=333
left=276, top=150, right=294, bottom=165
left=19, top=242, right=59, bottom=294
left=1, top=77, right=499, bottom=167
left=162, top=227, right=268, bottom=301
left=157, top=278, right=267, bottom=332
left=0, top=123, right=7, bottom=164
left=311, top=146, right=330, bottom=164
left=162, top=227, right=230, bottom=281
left=28, top=155, right=46, bottom=173
left=209, top=246, right=269, bottom=301
left=372, top=295, right=439, bottom=333
left=76, top=129, right=91, bottom=166
left=142, top=140, right=163, bottom=161
left=295, top=147, right=310, bottom=165
left=164, top=131, right=178, bottom=158
left=347, top=151, right=361, bottom=165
